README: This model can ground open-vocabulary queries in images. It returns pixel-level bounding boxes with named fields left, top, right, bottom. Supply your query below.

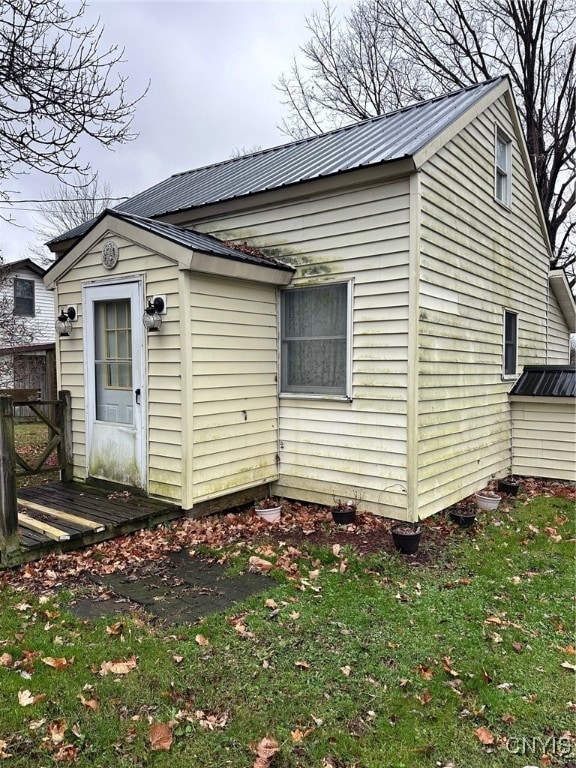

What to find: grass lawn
left=0, top=491, right=574, bottom=767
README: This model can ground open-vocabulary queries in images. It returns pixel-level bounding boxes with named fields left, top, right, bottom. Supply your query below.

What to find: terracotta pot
left=391, top=523, right=422, bottom=554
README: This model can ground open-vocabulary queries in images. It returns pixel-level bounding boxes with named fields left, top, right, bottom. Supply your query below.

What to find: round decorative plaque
left=102, top=241, right=119, bottom=270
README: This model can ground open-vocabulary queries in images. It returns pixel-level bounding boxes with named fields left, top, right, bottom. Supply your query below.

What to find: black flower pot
left=497, top=479, right=521, bottom=496
left=331, top=507, right=356, bottom=525
left=450, top=510, right=477, bottom=528
left=391, top=524, right=422, bottom=554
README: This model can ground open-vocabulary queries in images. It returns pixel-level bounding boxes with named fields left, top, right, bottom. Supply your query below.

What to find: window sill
left=501, top=374, right=519, bottom=382
left=279, top=392, right=352, bottom=403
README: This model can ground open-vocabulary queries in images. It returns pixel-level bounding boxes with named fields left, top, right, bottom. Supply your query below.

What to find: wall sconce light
left=143, top=296, right=165, bottom=332
left=55, top=305, right=77, bottom=337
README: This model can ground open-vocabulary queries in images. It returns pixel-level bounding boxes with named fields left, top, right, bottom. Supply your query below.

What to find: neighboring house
left=0, top=259, right=56, bottom=401
left=45, top=76, right=576, bottom=522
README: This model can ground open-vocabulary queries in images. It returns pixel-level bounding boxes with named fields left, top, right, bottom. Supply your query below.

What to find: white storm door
left=84, top=280, right=146, bottom=488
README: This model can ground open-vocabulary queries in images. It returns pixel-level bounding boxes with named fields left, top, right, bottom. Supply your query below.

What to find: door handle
left=135, top=388, right=141, bottom=404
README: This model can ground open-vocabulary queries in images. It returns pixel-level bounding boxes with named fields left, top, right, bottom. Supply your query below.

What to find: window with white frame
left=13, top=278, right=35, bottom=316
left=503, top=310, right=518, bottom=377
left=495, top=129, right=512, bottom=206
left=281, top=282, right=350, bottom=396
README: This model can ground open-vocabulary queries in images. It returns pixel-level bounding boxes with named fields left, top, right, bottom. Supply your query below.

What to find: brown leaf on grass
left=47, top=720, right=67, bottom=745
left=502, top=713, right=516, bottom=724
left=295, top=660, right=310, bottom=669
left=417, top=664, right=434, bottom=680
left=18, top=690, right=46, bottom=707
left=99, top=654, right=138, bottom=676
left=42, top=657, right=74, bottom=670
left=340, top=665, right=352, bottom=677
left=0, top=739, right=11, bottom=758
left=248, top=556, right=274, bottom=573
left=485, top=615, right=503, bottom=625
left=561, top=661, right=576, bottom=671
left=415, top=688, right=432, bottom=705
left=195, top=634, right=210, bottom=646
left=474, top=726, right=494, bottom=745
left=106, top=621, right=124, bottom=636
left=0, top=653, right=13, bottom=668
left=442, top=657, right=459, bottom=677
left=512, top=642, right=524, bottom=654
left=77, top=694, right=99, bottom=711
left=53, top=744, right=79, bottom=762
left=194, top=709, right=228, bottom=731
left=149, top=722, right=173, bottom=751
left=252, top=737, right=279, bottom=768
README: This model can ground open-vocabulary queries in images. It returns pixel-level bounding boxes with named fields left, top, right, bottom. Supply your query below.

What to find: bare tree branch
left=277, top=0, right=575, bottom=273
left=0, top=0, right=146, bottom=216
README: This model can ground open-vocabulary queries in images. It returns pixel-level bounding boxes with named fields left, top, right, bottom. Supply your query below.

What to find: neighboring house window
left=281, top=282, right=350, bottom=396
left=495, top=129, right=512, bottom=206
left=14, top=278, right=35, bottom=316
left=503, top=310, right=518, bottom=377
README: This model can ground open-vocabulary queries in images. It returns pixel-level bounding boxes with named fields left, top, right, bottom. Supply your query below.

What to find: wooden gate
left=0, top=391, right=72, bottom=560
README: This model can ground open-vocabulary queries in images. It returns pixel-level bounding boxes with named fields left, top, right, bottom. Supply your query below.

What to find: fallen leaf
left=474, top=726, right=494, bottom=745
left=415, top=688, right=432, bottom=705
left=42, top=657, right=73, bottom=670
left=106, top=621, right=124, bottom=636
left=264, top=599, right=278, bottom=608
left=53, top=744, right=79, bottom=762
left=248, top=556, right=274, bottom=574
left=511, top=642, right=523, bottom=654
left=18, top=690, right=46, bottom=707
left=485, top=615, right=503, bottom=625
left=340, top=665, right=352, bottom=677
left=77, top=694, right=99, bottom=711
left=149, top=722, right=173, bottom=751
left=47, top=720, right=67, bottom=745
left=0, top=653, right=13, bottom=667
left=195, top=634, right=210, bottom=647
left=502, top=713, right=516, bottom=724
left=417, top=664, right=434, bottom=680
left=295, top=660, right=310, bottom=669
left=0, top=739, right=11, bottom=758
left=561, top=661, right=576, bottom=671
left=252, top=737, right=279, bottom=768
left=99, top=655, right=138, bottom=676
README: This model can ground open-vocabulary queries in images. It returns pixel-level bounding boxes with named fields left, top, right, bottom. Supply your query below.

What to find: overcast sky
left=1, top=0, right=348, bottom=263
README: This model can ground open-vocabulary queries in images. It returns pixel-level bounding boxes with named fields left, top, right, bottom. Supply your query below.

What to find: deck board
left=7, top=482, right=181, bottom=566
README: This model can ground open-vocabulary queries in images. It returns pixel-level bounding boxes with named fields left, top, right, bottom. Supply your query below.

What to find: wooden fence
left=0, top=391, right=72, bottom=560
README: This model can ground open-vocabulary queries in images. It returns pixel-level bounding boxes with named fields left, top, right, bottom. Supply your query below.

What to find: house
left=0, top=259, right=56, bottom=403
left=45, top=75, right=576, bottom=522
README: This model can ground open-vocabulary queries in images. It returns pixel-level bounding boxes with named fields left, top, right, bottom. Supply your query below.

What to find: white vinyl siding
left=511, top=398, right=576, bottom=481
left=6, top=269, right=55, bottom=342
left=193, top=177, right=411, bottom=517
left=189, top=274, right=280, bottom=501
left=53, top=236, right=183, bottom=501
left=547, top=288, right=571, bottom=362
left=417, top=95, right=549, bottom=518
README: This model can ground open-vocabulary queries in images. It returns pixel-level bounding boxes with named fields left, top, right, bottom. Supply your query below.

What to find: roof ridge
left=170, top=76, right=506, bottom=180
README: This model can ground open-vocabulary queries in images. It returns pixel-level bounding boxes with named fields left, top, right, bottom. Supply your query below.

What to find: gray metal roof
left=78, top=209, right=295, bottom=272
left=50, top=78, right=505, bottom=247
left=509, top=366, right=576, bottom=397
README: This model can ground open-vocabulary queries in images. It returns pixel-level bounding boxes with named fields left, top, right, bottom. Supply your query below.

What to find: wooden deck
left=8, top=482, right=181, bottom=566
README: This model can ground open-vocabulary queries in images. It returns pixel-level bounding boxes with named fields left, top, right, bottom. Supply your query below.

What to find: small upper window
left=495, top=129, right=512, bottom=206
left=281, top=282, right=350, bottom=396
left=503, top=310, right=518, bottom=377
left=14, top=278, right=35, bottom=317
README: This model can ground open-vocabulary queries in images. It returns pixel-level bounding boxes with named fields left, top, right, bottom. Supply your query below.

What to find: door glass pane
left=94, top=299, right=133, bottom=424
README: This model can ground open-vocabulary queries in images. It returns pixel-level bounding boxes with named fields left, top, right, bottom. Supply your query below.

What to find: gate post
left=57, top=390, right=73, bottom=482
left=0, top=395, right=19, bottom=559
